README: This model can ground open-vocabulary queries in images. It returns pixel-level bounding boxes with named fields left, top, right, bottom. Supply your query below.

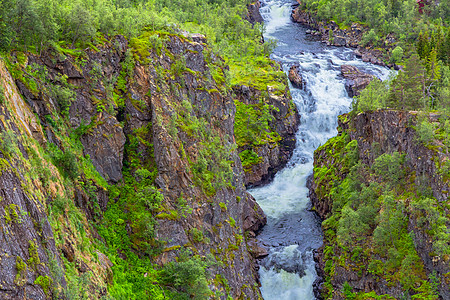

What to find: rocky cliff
left=234, top=85, right=299, bottom=187
left=0, top=28, right=299, bottom=298
left=310, top=110, right=450, bottom=299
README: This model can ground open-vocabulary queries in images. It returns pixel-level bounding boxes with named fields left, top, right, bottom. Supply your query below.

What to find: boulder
left=340, top=65, right=375, bottom=97
left=247, top=238, right=269, bottom=258
left=288, top=64, right=304, bottom=89
left=332, top=35, right=347, bottom=47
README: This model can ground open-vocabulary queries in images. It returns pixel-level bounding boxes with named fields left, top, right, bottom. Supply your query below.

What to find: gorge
left=252, top=0, right=390, bottom=299
left=0, top=0, right=449, bottom=299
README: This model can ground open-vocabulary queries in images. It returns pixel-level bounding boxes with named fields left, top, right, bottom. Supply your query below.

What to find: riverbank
left=291, top=3, right=400, bottom=70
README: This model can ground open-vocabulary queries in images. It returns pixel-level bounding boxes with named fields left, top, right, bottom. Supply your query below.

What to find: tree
left=391, top=46, right=404, bottom=63
left=388, top=54, right=426, bottom=110
left=63, top=1, right=96, bottom=47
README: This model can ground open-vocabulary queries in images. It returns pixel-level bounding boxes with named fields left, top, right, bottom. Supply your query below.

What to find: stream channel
left=249, top=1, right=392, bottom=299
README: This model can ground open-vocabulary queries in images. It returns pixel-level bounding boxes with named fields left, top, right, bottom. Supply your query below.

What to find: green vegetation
left=314, top=117, right=449, bottom=299
left=300, top=0, right=449, bottom=49
left=14, top=256, right=27, bottom=286
left=34, top=275, right=54, bottom=296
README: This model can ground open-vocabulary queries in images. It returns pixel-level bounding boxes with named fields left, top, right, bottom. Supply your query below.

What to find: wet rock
left=288, top=64, right=304, bottom=89
left=354, top=49, right=363, bottom=58
left=260, top=247, right=306, bottom=276
left=340, top=65, right=375, bottom=97
left=332, top=36, right=347, bottom=47
left=247, top=238, right=269, bottom=258
left=243, top=194, right=267, bottom=233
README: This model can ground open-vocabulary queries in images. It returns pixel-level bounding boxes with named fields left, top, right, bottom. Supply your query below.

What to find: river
left=248, top=1, right=391, bottom=299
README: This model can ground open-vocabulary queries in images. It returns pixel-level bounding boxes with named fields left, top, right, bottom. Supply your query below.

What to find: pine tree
left=389, top=54, right=426, bottom=110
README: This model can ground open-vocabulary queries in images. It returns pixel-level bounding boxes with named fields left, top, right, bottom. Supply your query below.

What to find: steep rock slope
left=234, top=85, right=299, bottom=187
left=310, top=110, right=449, bottom=299
left=0, top=30, right=284, bottom=299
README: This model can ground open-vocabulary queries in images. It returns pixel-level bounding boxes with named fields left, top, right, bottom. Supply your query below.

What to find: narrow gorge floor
left=250, top=0, right=391, bottom=299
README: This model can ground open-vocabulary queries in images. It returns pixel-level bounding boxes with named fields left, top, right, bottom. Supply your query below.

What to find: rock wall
left=234, top=85, right=299, bottom=187
left=310, top=110, right=450, bottom=299
left=0, top=30, right=281, bottom=298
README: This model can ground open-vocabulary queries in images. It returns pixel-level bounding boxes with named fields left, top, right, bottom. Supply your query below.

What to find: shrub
left=415, top=119, right=435, bottom=146
left=34, top=275, right=53, bottom=296
left=391, top=46, right=404, bottom=63
left=159, top=250, right=212, bottom=299
left=361, top=29, right=379, bottom=46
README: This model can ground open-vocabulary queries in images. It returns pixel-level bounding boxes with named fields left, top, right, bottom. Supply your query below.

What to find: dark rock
left=80, top=113, right=126, bottom=183
left=288, top=64, right=304, bottom=89
left=246, top=0, right=263, bottom=25
left=340, top=64, right=375, bottom=97
left=61, top=240, right=76, bottom=262
left=332, top=36, right=347, bottom=47
left=243, top=194, right=267, bottom=233
left=247, top=238, right=269, bottom=258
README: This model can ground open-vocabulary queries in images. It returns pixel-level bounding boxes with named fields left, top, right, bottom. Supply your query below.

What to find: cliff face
left=0, top=30, right=283, bottom=299
left=234, top=85, right=299, bottom=187
left=310, top=110, right=450, bottom=299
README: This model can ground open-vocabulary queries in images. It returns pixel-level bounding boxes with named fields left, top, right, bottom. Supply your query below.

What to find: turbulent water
left=249, top=1, right=392, bottom=299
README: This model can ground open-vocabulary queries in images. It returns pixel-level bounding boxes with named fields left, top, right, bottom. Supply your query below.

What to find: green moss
left=4, top=204, right=20, bottom=224
left=228, top=217, right=236, bottom=228
left=27, top=240, right=41, bottom=270
left=234, top=100, right=281, bottom=148
left=14, top=256, right=27, bottom=286
left=239, top=149, right=262, bottom=171
left=189, top=228, right=207, bottom=244
left=219, top=202, right=227, bottom=212
left=34, top=275, right=53, bottom=296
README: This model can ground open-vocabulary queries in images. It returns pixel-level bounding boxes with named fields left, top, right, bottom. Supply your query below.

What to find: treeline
left=0, top=0, right=269, bottom=65
left=354, top=53, right=450, bottom=112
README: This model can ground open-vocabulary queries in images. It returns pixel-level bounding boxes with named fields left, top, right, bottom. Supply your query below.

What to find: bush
left=159, top=250, right=212, bottom=300
left=391, top=46, right=404, bottom=63
left=415, top=119, right=435, bottom=146
left=51, top=84, right=75, bottom=116
left=372, top=152, right=405, bottom=187
left=361, top=29, right=379, bottom=46
left=48, top=143, right=79, bottom=180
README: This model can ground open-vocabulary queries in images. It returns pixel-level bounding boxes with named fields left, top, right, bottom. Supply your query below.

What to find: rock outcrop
left=340, top=65, right=375, bottom=97
left=234, top=85, right=299, bottom=187
left=288, top=64, right=304, bottom=89
left=310, top=110, right=450, bottom=299
left=246, top=0, right=264, bottom=25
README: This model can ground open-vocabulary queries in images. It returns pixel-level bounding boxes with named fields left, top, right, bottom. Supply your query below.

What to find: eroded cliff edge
left=0, top=28, right=300, bottom=299
left=310, top=110, right=450, bottom=299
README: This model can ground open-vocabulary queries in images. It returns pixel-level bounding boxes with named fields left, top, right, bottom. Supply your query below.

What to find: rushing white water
left=250, top=1, right=392, bottom=299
